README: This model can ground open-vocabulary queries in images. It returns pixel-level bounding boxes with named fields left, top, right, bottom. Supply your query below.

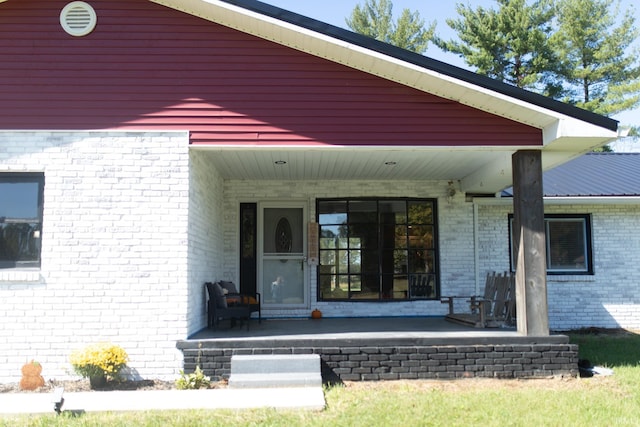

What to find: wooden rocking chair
left=440, top=271, right=515, bottom=328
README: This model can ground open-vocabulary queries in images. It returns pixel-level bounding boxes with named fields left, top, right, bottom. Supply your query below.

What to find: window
left=317, top=198, right=438, bottom=301
left=509, top=214, right=593, bottom=275
left=0, top=173, right=44, bottom=269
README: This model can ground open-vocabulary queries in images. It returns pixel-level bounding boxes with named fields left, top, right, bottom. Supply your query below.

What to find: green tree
left=346, top=0, right=436, bottom=54
left=437, top=0, right=639, bottom=122
left=435, top=0, right=559, bottom=93
left=551, top=0, right=640, bottom=116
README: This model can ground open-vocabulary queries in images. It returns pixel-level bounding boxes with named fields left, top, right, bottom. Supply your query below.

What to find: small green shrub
left=175, top=366, right=211, bottom=390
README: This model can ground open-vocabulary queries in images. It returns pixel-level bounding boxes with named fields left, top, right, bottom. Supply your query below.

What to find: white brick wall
left=0, top=131, right=191, bottom=382
left=187, top=150, right=225, bottom=334
left=220, top=181, right=640, bottom=329
left=222, top=179, right=474, bottom=319
left=478, top=203, right=640, bottom=330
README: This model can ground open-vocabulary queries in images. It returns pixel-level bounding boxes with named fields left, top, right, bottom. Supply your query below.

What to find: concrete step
left=228, top=354, right=322, bottom=388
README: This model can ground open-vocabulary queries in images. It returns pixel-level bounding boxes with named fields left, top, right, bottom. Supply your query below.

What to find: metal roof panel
left=503, top=153, right=640, bottom=197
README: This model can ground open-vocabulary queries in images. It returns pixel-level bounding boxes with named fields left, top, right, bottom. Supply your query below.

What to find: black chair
left=205, top=282, right=251, bottom=330
left=217, top=281, right=261, bottom=323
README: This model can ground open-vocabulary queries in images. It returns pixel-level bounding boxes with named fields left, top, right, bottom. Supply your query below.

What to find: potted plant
left=70, top=342, right=129, bottom=389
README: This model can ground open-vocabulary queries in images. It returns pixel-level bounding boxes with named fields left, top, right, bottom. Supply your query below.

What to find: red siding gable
left=0, top=0, right=541, bottom=147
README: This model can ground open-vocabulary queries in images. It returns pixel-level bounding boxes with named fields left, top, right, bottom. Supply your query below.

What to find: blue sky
left=267, top=0, right=639, bottom=127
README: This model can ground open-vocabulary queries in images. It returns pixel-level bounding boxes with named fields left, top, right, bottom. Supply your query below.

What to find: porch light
left=447, top=181, right=457, bottom=204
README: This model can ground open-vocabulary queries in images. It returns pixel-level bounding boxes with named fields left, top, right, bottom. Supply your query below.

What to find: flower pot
left=89, top=375, right=107, bottom=389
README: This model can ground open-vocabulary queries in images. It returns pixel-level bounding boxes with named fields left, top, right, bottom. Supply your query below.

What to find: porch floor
left=188, top=316, right=567, bottom=347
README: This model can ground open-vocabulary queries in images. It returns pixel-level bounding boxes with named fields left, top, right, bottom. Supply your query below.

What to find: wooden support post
left=512, top=150, right=549, bottom=336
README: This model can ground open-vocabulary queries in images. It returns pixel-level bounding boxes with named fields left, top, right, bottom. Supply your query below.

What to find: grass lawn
left=3, top=330, right=639, bottom=427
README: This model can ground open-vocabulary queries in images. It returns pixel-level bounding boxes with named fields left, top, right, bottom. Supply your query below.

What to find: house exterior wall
left=219, top=180, right=640, bottom=329
left=0, top=0, right=541, bottom=148
left=186, top=150, right=225, bottom=335
left=221, top=179, right=475, bottom=319
left=477, top=203, right=640, bottom=330
left=0, top=131, right=191, bottom=382
left=2, top=132, right=638, bottom=383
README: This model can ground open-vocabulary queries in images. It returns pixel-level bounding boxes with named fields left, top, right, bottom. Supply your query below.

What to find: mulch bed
left=0, top=379, right=176, bottom=394
left=0, top=378, right=228, bottom=394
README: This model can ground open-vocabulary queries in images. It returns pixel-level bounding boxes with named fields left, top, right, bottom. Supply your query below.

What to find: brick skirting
left=179, top=343, right=579, bottom=381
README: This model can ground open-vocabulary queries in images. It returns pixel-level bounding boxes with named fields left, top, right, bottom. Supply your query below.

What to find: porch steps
left=228, top=354, right=322, bottom=388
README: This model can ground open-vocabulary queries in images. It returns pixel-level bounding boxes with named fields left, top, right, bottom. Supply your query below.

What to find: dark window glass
left=509, top=214, right=592, bottom=275
left=547, top=219, right=589, bottom=272
left=348, top=200, right=377, bottom=224
left=0, top=173, right=44, bottom=269
left=317, top=198, right=438, bottom=301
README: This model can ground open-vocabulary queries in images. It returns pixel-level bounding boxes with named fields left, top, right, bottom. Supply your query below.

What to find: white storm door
left=259, top=204, right=307, bottom=308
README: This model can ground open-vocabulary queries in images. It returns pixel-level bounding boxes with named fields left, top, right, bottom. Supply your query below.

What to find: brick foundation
left=179, top=343, right=579, bottom=381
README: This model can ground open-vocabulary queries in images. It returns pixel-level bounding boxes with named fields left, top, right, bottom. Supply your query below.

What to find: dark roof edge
left=221, top=0, right=618, bottom=132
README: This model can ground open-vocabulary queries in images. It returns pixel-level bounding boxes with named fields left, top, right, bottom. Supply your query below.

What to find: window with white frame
left=0, top=173, right=44, bottom=269
left=509, top=214, right=593, bottom=275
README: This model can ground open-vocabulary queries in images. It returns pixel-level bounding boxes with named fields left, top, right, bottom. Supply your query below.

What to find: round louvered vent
left=60, top=2, right=97, bottom=37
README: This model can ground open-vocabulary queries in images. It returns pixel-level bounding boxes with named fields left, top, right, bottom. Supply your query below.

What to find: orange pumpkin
left=20, top=361, right=44, bottom=391
left=311, top=309, right=322, bottom=319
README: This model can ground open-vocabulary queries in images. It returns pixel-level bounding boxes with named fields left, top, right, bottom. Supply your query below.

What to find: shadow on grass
left=565, top=328, right=640, bottom=368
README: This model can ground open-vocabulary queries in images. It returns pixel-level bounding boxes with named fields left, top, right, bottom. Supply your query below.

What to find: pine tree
left=551, top=0, right=640, bottom=116
left=435, top=0, right=639, bottom=120
left=346, top=0, right=435, bottom=54
left=435, top=0, right=558, bottom=94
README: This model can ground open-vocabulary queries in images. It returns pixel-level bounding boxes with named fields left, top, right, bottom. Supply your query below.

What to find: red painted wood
left=0, top=0, right=541, bottom=147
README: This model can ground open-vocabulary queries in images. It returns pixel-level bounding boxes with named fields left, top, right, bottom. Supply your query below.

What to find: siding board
left=0, top=0, right=541, bottom=147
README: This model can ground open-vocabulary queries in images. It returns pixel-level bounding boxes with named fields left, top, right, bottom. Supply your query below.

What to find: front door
left=260, top=204, right=307, bottom=308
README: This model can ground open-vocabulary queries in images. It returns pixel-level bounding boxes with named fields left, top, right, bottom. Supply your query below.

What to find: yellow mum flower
left=70, top=342, right=129, bottom=379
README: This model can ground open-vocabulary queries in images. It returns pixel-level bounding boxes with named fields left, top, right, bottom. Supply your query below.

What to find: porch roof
left=146, top=0, right=619, bottom=192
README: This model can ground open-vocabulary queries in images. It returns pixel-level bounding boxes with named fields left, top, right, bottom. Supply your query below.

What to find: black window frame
left=508, top=213, right=593, bottom=275
left=0, top=172, right=44, bottom=269
left=316, top=197, right=439, bottom=302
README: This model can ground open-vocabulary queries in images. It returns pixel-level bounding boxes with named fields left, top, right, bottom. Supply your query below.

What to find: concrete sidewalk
left=0, top=387, right=326, bottom=415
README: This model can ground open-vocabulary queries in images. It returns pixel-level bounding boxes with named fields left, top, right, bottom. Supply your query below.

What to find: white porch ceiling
left=195, top=147, right=525, bottom=192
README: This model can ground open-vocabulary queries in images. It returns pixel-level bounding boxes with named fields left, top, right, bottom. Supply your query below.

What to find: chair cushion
left=227, top=295, right=259, bottom=305
left=210, top=282, right=227, bottom=308
left=218, top=281, right=238, bottom=294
